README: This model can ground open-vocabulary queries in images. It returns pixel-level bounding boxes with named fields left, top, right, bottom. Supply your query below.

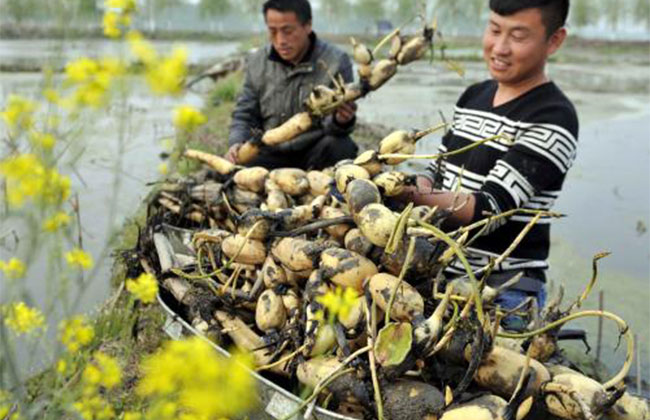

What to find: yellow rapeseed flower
left=316, top=286, right=359, bottom=324
left=73, top=394, right=115, bottom=420
left=0, top=258, right=26, bottom=279
left=145, top=47, right=188, bottom=96
left=173, top=105, right=207, bottom=132
left=138, top=337, right=256, bottom=419
left=3, top=302, right=45, bottom=335
left=42, top=169, right=71, bottom=205
left=83, top=352, right=122, bottom=389
left=56, top=359, right=68, bottom=374
left=0, top=390, right=20, bottom=420
left=158, top=162, right=168, bottom=175
left=64, top=57, right=125, bottom=108
left=127, top=31, right=158, bottom=65
left=29, top=131, right=56, bottom=149
left=1, top=95, right=38, bottom=133
left=65, top=58, right=99, bottom=84
left=0, top=154, right=70, bottom=207
left=43, top=211, right=71, bottom=232
left=103, top=11, right=131, bottom=39
left=126, top=272, right=159, bottom=303
left=0, top=154, right=44, bottom=207
left=123, top=412, right=142, bottom=420
left=65, top=248, right=93, bottom=270
left=59, top=315, right=94, bottom=352
left=43, top=88, right=60, bottom=104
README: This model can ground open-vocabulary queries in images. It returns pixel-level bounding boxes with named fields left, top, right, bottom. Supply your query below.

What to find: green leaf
left=374, top=322, right=412, bottom=367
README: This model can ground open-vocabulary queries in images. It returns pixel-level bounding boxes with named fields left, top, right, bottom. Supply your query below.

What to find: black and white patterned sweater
left=427, top=80, right=579, bottom=278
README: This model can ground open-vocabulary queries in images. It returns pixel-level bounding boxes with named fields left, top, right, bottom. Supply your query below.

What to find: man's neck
left=494, top=71, right=549, bottom=107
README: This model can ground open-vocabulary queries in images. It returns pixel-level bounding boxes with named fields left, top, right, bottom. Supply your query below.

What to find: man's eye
left=512, top=33, right=527, bottom=41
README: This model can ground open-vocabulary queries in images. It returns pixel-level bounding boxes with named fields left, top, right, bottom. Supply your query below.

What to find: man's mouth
left=491, top=57, right=510, bottom=71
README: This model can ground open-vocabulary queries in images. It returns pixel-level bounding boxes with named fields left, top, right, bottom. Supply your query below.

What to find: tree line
left=1, top=0, right=648, bottom=33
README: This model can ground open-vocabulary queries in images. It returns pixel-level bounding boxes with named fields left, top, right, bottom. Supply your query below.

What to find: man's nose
left=275, top=32, right=288, bottom=45
left=493, top=35, right=511, bottom=55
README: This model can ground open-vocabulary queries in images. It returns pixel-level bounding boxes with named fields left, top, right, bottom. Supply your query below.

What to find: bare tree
left=634, top=0, right=650, bottom=30
left=240, top=0, right=264, bottom=18
left=395, top=0, right=418, bottom=23
left=199, top=0, right=231, bottom=31
left=144, top=0, right=182, bottom=33
left=602, top=0, right=623, bottom=31
left=572, top=0, right=594, bottom=28
left=355, top=0, right=385, bottom=22
left=321, top=0, right=350, bottom=32
left=1, top=0, right=39, bottom=24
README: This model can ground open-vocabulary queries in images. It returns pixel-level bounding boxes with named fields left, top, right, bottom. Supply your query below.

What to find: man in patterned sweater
left=401, top=0, right=577, bottom=329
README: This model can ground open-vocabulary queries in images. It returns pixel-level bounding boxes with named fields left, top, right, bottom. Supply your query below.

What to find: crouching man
left=225, top=0, right=358, bottom=170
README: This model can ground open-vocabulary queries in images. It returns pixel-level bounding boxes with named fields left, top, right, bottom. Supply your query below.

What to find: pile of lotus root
left=128, top=142, right=648, bottom=420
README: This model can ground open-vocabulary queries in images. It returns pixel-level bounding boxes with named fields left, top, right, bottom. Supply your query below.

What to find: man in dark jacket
left=225, top=0, right=358, bottom=170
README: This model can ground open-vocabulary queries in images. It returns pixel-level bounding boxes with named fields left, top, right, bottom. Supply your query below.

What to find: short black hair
left=263, top=0, right=312, bottom=25
left=489, top=0, right=569, bottom=36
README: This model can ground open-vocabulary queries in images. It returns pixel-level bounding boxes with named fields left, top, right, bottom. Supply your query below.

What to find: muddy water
left=0, top=38, right=232, bottom=374
left=0, top=38, right=239, bottom=68
left=357, top=59, right=650, bottom=380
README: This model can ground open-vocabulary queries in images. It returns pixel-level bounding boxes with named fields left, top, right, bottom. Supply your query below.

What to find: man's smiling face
left=482, top=8, right=563, bottom=87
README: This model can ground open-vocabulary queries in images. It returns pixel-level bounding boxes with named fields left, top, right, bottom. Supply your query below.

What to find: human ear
left=547, top=27, right=567, bottom=56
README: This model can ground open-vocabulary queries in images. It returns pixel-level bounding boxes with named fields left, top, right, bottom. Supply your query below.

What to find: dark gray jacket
left=228, top=33, right=355, bottom=152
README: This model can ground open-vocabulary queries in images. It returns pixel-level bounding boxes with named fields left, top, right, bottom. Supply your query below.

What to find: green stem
left=379, top=133, right=508, bottom=161
left=497, top=310, right=633, bottom=390
left=416, top=221, right=485, bottom=325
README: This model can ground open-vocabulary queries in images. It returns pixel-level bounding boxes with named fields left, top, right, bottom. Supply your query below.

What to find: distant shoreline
left=1, top=22, right=648, bottom=74
left=2, top=21, right=649, bottom=47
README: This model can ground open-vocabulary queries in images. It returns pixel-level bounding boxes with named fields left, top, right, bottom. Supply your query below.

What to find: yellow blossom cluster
left=43, top=211, right=71, bottom=232
left=0, top=390, right=20, bottom=420
left=0, top=153, right=71, bottom=208
left=173, top=105, right=207, bottom=132
left=73, top=394, right=115, bottom=420
left=82, top=352, right=122, bottom=389
left=127, top=32, right=188, bottom=97
left=137, top=337, right=257, bottom=419
left=29, top=131, right=56, bottom=150
left=103, top=0, right=136, bottom=39
left=3, top=302, right=46, bottom=335
left=59, top=315, right=95, bottom=352
left=146, top=47, right=188, bottom=97
left=316, top=286, right=360, bottom=324
left=63, top=57, right=125, bottom=108
left=0, top=95, right=38, bottom=133
left=65, top=248, right=94, bottom=270
left=0, top=258, right=26, bottom=279
left=125, top=272, right=159, bottom=303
